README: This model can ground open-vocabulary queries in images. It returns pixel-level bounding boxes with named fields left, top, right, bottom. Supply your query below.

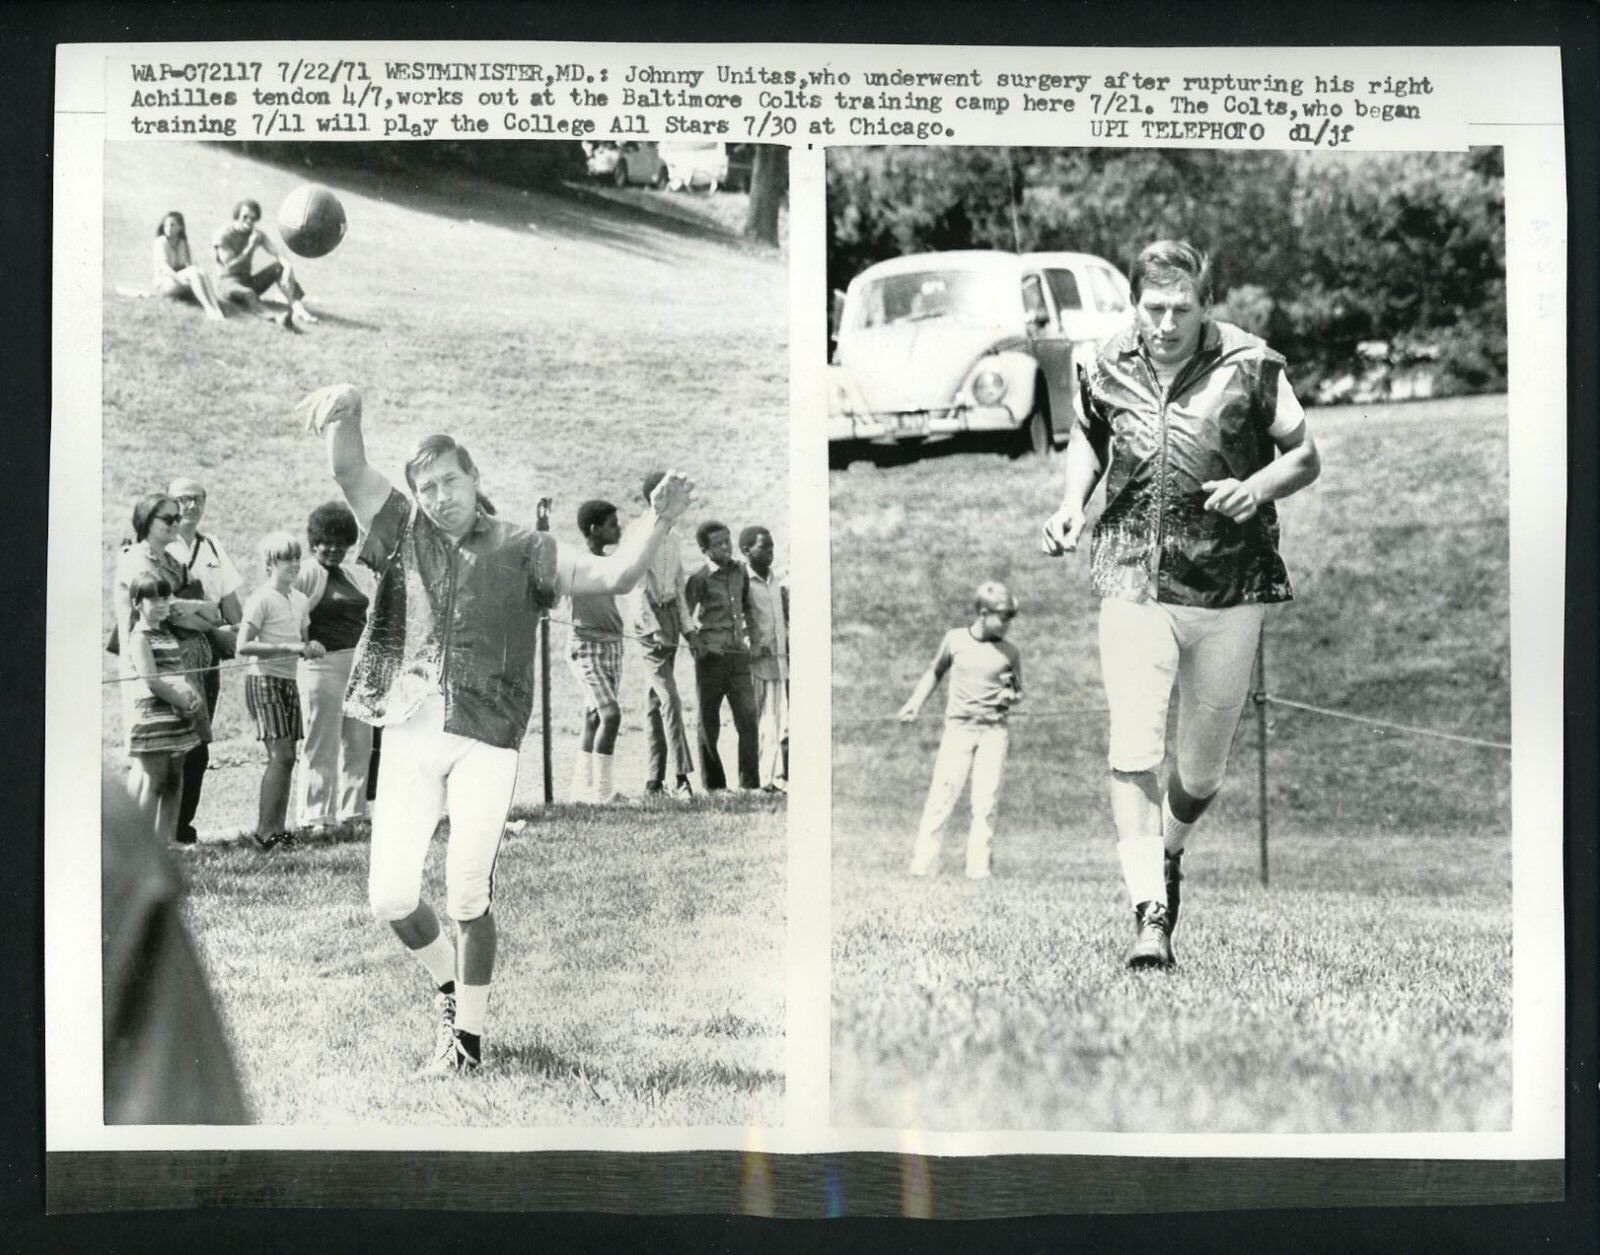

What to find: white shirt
left=623, top=516, right=693, bottom=640
left=167, top=531, right=243, bottom=602
left=746, top=567, right=788, bottom=682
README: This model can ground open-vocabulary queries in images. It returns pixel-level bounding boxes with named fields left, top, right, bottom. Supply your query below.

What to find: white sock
left=569, top=750, right=593, bottom=802
left=594, top=752, right=615, bottom=800
left=411, top=931, right=457, bottom=989
left=454, top=982, right=490, bottom=1037
left=1162, top=795, right=1195, bottom=855
left=1117, top=835, right=1167, bottom=907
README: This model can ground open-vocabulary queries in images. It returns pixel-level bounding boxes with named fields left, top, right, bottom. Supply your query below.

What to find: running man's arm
left=1040, top=430, right=1105, bottom=555
left=566, top=472, right=695, bottom=595
left=1042, top=357, right=1109, bottom=556
left=1201, top=371, right=1322, bottom=523
left=295, top=384, right=394, bottom=531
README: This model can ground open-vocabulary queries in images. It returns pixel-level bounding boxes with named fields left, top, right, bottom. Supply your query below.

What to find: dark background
left=6, top=1, right=1596, bottom=1250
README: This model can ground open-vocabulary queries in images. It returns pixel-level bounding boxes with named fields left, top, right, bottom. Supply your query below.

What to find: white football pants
left=367, top=696, right=519, bottom=924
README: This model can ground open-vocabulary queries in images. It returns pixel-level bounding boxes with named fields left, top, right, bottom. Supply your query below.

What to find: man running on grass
left=297, top=383, right=693, bottom=1075
left=1041, top=240, right=1320, bottom=970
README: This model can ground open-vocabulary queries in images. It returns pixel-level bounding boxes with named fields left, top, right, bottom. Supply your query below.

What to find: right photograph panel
left=827, top=145, right=1511, bottom=1133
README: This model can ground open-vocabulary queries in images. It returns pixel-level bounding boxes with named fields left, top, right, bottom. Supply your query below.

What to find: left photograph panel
left=98, top=139, right=790, bottom=1126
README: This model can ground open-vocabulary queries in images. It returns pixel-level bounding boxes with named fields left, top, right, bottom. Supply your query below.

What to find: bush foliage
left=828, top=147, right=1506, bottom=399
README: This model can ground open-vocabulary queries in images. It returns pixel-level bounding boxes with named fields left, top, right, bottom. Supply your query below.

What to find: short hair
left=696, top=520, right=730, bottom=550
left=127, top=569, right=175, bottom=605
left=307, top=501, right=359, bottom=549
left=258, top=531, right=302, bottom=566
left=641, top=470, right=667, bottom=503
left=576, top=499, right=618, bottom=537
left=233, top=198, right=262, bottom=220
left=975, top=580, right=1017, bottom=613
left=1129, top=240, right=1212, bottom=304
left=404, top=434, right=480, bottom=494
left=156, top=211, right=185, bottom=238
left=131, top=493, right=178, bottom=542
left=738, top=525, right=770, bottom=552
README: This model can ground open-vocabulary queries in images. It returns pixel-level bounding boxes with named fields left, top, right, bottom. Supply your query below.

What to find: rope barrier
left=102, top=615, right=759, bottom=684
left=1260, top=693, right=1511, bottom=752
left=833, top=707, right=1103, bottom=726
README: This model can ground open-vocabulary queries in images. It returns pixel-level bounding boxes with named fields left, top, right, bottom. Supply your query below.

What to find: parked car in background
left=584, top=141, right=667, bottom=188
left=659, top=140, right=729, bottom=192
left=828, top=250, right=1131, bottom=465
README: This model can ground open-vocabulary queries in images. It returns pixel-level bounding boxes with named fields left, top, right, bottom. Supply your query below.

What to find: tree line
left=827, top=147, right=1506, bottom=400
left=227, top=140, right=788, bottom=245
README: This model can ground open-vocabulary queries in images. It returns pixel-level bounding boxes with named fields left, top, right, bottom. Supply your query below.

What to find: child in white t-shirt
left=897, top=581, right=1023, bottom=879
left=237, top=532, right=325, bottom=849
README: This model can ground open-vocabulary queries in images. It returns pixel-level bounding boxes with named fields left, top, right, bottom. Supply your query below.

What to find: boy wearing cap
left=897, top=582, right=1023, bottom=879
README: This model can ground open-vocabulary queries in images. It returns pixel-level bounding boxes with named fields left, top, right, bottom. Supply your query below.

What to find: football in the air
left=278, top=185, right=347, bottom=258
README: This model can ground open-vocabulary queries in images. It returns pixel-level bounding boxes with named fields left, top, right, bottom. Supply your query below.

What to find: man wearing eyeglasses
left=165, top=476, right=244, bottom=846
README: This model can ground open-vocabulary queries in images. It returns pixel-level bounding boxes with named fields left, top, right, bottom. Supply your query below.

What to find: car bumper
left=828, top=405, right=1019, bottom=444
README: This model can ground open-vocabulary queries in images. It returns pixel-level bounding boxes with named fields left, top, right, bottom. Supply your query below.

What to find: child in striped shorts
left=237, top=531, right=325, bottom=848
left=567, top=499, right=626, bottom=803
left=122, top=570, right=205, bottom=844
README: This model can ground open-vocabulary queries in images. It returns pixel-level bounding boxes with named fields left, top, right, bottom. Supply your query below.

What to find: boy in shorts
left=567, top=500, right=626, bottom=803
left=237, top=531, right=325, bottom=848
left=898, top=581, right=1023, bottom=879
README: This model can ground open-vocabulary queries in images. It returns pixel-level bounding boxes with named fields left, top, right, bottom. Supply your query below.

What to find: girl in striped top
left=122, top=570, right=204, bottom=844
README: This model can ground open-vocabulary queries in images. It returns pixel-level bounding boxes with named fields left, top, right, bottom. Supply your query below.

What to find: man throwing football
left=298, top=384, right=693, bottom=1074
left=1041, top=240, right=1320, bottom=969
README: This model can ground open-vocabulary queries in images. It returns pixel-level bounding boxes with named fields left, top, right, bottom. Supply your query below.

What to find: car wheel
left=1022, top=389, right=1053, bottom=458
left=652, top=165, right=669, bottom=189
left=613, top=161, right=630, bottom=188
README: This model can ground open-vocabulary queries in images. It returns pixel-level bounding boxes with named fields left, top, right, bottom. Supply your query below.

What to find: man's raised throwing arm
left=296, top=384, right=395, bottom=531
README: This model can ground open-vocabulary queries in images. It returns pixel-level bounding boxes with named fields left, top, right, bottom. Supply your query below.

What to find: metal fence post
left=1253, top=625, right=1269, bottom=887
left=536, top=497, right=554, bottom=806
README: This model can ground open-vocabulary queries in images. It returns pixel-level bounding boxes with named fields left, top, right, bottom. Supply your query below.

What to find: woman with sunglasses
left=151, top=211, right=229, bottom=322
left=113, top=494, right=221, bottom=840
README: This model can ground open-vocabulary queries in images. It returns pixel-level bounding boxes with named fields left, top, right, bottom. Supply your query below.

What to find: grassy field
left=99, top=141, right=787, bottom=1122
left=830, top=394, right=1512, bottom=1132
left=183, top=793, right=784, bottom=1126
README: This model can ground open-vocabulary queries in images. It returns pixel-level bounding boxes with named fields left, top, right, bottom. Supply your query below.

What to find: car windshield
left=851, top=269, right=1015, bottom=330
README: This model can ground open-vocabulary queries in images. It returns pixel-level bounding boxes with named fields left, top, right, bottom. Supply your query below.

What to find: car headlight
left=971, top=369, right=1008, bottom=406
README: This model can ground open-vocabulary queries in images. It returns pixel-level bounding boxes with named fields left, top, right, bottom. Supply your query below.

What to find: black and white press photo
left=95, top=137, right=791, bottom=1126
left=827, top=145, right=1518, bottom=1133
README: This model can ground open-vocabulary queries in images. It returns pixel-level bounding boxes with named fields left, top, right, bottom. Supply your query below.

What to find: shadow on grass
left=206, top=141, right=749, bottom=267
left=831, top=434, right=1049, bottom=473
